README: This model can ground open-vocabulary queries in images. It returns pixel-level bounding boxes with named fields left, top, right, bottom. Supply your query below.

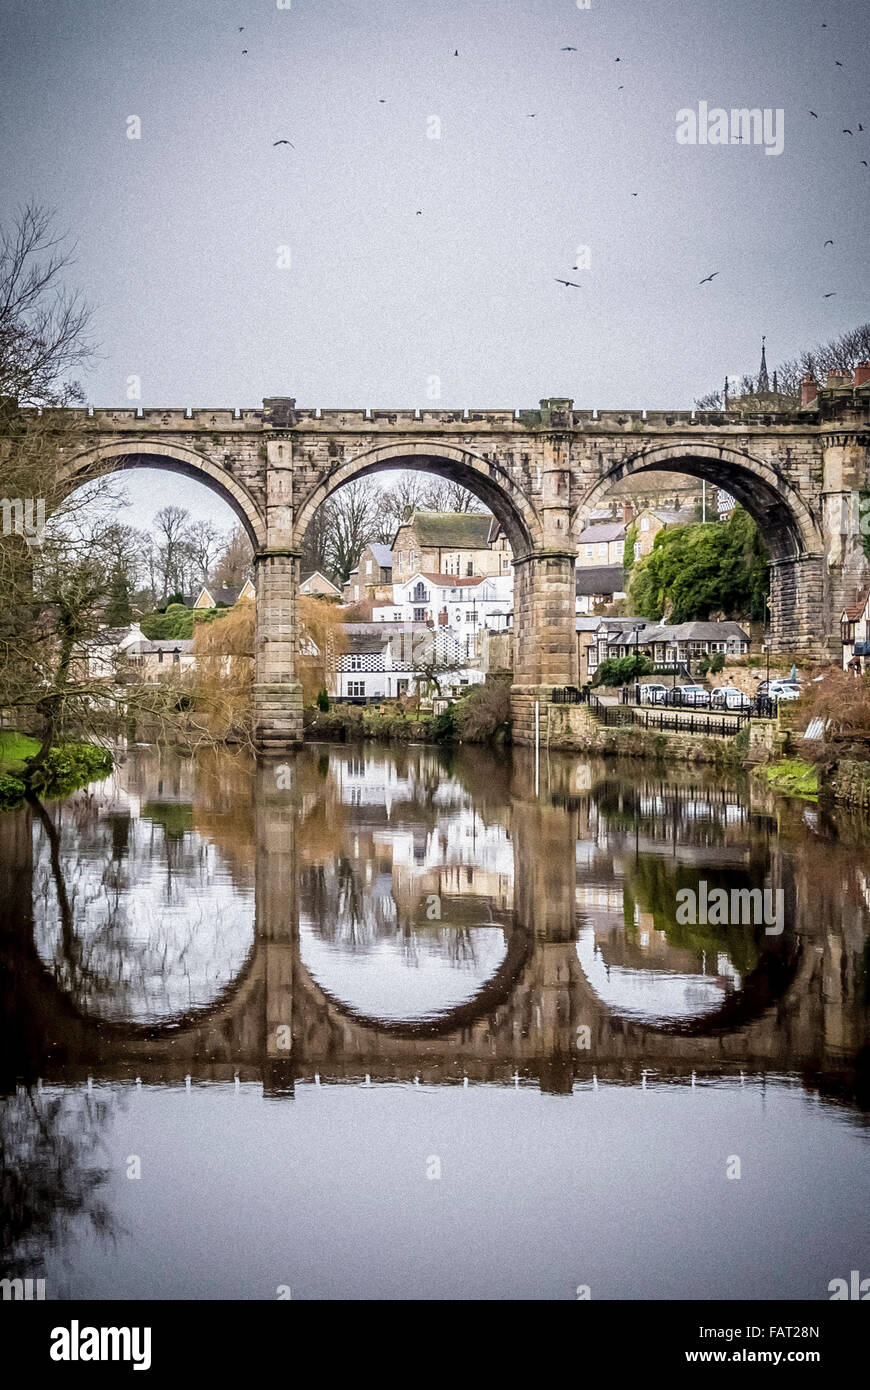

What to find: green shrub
left=141, top=604, right=194, bottom=640
left=316, top=689, right=330, bottom=712
left=0, top=772, right=27, bottom=810
left=593, top=654, right=654, bottom=687
left=454, top=681, right=512, bottom=743
left=432, top=705, right=458, bottom=742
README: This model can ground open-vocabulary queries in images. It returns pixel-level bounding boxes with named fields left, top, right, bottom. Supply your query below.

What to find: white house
left=334, top=623, right=483, bottom=700
left=85, top=622, right=148, bottom=679
left=372, top=571, right=512, bottom=657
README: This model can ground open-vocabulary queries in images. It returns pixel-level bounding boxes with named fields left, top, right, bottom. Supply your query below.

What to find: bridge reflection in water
left=2, top=744, right=868, bottom=1109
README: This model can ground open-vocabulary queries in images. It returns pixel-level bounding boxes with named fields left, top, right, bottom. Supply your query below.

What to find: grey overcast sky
left=2, top=0, right=868, bottom=526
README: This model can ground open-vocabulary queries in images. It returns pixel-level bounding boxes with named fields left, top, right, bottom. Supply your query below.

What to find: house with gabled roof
left=577, top=517, right=628, bottom=568
left=575, top=565, right=627, bottom=613
left=300, top=570, right=342, bottom=599
left=342, top=542, right=393, bottom=602
left=391, top=511, right=498, bottom=582
left=193, top=579, right=255, bottom=609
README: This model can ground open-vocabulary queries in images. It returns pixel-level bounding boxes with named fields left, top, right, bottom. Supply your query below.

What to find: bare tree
left=212, top=524, right=253, bottom=589
left=186, top=518, right=223, bottom=586
left=300, top=501, right=336, bottom=579
left=0, top=203, right=93, bottom=405
left=324, top=478, right=382, bottom=582
left=421, top=477, right=485, bottom=514
left=152, top=505, right=192, bottom=599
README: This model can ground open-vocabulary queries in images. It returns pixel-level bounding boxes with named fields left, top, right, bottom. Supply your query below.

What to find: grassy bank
left=752, top=759, right=819, bottom=802
left=0, top=732, right=114, bottom=811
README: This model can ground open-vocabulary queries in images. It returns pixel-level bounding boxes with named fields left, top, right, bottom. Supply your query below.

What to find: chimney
left=622, top=501, right=634, bottom=525
left=827, top=369, right=852, bottom=388
left=438, top=607, right=448, bottom=626
left=854, top=361, right=870, bottom=388
left=800, top=373, right=818, bottom=407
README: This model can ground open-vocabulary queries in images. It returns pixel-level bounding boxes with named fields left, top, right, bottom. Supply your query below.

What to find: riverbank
left=752, top=759, right=819, bottom=802
left=0, top=732, right=114, bottom=810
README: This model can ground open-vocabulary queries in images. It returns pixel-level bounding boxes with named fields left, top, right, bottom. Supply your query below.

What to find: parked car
left=757, top=677, right=802, bottom=695
left=639, top=682, right=669, bottom=705
left=767, top=680, right=801, bottom=702
left=710, top=685, right=751, bottom=711
left=672, top=684, right=711, bottom=707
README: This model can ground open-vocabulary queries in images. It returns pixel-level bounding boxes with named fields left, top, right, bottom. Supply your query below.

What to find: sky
left=2, top=0, right=869, bottom=530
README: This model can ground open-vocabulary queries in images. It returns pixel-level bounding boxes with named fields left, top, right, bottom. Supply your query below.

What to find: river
left=1, top=741, right=867, bottom=1300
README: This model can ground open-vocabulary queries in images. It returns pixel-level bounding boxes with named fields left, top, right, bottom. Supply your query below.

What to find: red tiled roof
left=416, top=571, right=486, bottom=587
left=843, top=589, right=870, bottom=621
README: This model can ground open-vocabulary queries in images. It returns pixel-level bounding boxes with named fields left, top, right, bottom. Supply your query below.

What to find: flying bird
left=835, top=59, right=844, bottom=66
left=614, top=57, right=621, bottom=62
left=242, top=49, right=247, bottom=54
left=416, top=210, right=422, bottom=215
left=238, top=26, right=244, bottom=31
left=378, top=98, right=386, bottom=103
left=823, top=292, right=837, bottom=298
left=561, top=46, right=578, bottom=51
left=454, top=49, right=459, bottom=56
left=862, top=160, right=869, bottom=167
left=843, top=128, right=853, bottom=135
left=859, top=124, right=865, bottom=131
left=809, top=110, right=819, bottom=117
left=527, top=113, right=536, bottom=117
left=555, top=278, right=581, bottom=288
left=699, top=272, right=719, bottom=284
left=273, top=139, right=294, bottom=146
left=824, top=239, right=834, bottom=246
left=631, top=191, right=638, bottom=196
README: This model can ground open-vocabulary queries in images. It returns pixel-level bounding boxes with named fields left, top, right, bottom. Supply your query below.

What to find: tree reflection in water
left=0, top=1085, right=118, bottom=1282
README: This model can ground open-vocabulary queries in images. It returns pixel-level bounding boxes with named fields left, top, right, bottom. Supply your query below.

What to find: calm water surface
left=1, top=742, right=868, bottom=1300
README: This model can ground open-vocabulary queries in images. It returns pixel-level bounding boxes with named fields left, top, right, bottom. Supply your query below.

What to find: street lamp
left=632, top=621, right=644, bottom=703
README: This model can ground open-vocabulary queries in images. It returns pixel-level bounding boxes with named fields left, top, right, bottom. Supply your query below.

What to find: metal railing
left=551, top=683, right=783, bottom=738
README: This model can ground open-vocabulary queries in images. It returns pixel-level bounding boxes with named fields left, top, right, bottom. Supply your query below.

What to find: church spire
left=758, top=335, right=770, bottom=393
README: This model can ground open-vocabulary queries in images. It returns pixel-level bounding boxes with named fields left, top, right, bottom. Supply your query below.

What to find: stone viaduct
left=54, top=370, right=870, bottom=747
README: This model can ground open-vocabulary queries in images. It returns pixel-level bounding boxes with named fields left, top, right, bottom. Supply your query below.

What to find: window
left=466, top=561, right=473, bottom=576
left=598, top=542, right=607, bottom=556
left=173, top=650, right=180, bottom=664
left=641, top=517, right=650, bottom=531
left=413, top=582, right=427, bottom=602
left=365, top=560, right=372, bottom=574
left=413, top=607, right=426, bottom=622
left=393, top=611, right=402, bottom=621
left=157, top=650, right=163, bottom=664
left=633, top=541, right=641, bottom=562
left=350, top=655, right=362, bottom=671
left=586, top=545, right=593, bottom=557
left=348, top=681, right=365, bottom=697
